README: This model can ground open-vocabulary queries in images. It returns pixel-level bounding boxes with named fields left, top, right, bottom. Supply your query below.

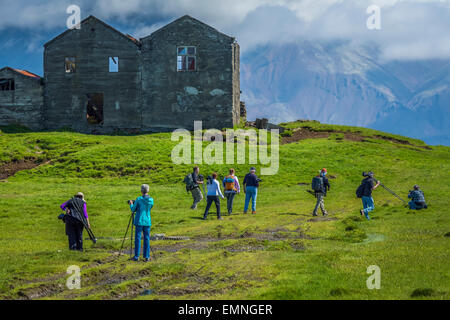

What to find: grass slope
left=0, top=122, right=449, bottom=300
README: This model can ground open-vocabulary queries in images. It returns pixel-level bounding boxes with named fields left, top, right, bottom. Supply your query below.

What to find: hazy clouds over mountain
left=241, top=42, right=450, bottom=145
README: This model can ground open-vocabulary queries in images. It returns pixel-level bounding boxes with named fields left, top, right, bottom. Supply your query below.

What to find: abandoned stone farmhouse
left=0, top=15, right=242, bottom=133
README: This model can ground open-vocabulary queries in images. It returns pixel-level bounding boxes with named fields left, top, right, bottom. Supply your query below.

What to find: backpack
left=184, top=173, right=195, bottom=192
left=311, top=176, right=324, bottom=192
left=224, top=175, right=237, bottom=191
left=356, top=183, right=365, bottom=198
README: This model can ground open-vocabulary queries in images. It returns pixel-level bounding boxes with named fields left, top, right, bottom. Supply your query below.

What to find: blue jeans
left=244, top=186, right=258, bottom=212
left=134, top=225, right=150, bottom=259
left=362, top=196, right=374, bottom=220
left=409, top=201, right=427, bottom=210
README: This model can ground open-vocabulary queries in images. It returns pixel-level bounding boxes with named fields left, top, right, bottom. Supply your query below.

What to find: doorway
left=86, top=93, right=104, bottom=125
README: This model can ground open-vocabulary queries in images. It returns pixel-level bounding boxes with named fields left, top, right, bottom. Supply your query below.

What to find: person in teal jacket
left=129, top=184, right=154, bottom=262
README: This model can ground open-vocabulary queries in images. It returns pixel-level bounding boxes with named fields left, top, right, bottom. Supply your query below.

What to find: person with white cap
left=60, top=192, right=90, bottom=251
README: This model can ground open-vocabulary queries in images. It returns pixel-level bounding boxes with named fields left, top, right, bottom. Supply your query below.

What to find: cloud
left=0, top=0, right=448, bottom=60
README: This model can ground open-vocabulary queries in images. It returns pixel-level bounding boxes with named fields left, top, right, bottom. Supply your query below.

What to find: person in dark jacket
left=129, top=184, right=154, bottom=262
left=312, top=168, right=331, bottom=216
left=359, top=172, right=380, bottom=220
left=243, top=167, right=260, bottom=214
left=408, top=185, right=428, bottom=210
left=60, top=192, right=90, bottom=251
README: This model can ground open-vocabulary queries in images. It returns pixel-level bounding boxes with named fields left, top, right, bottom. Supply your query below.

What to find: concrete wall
left=0, top=69, right=43, bottom=130
left=140, top=16, right=238, bottom=131
left=44, top=17, right=141, bottom=134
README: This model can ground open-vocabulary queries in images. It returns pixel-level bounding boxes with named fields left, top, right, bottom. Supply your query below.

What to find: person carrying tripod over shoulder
left=60, top=192, right=90, bottom=251
left=129, top=184, right=154, bottom=262
left=311, top=168, right=330, bottom=216
left=359, top=172, right=380, bottom=220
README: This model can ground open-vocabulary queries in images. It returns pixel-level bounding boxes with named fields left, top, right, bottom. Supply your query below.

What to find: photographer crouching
left=128, top=184, right=154, bottom=262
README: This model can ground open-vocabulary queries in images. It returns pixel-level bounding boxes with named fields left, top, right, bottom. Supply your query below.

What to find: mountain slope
left=241, top=42, right=450, bottom=145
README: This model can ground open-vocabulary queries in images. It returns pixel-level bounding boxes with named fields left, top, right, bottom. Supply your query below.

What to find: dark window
left=177, top=46, right=196, bottom=71
left=65, top=57, right=76, bottom=73
left=86, top=93, right=104, bottom=125
left=0, top=78, right=15, bottom=91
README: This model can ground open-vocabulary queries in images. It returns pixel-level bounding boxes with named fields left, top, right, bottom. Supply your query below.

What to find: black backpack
left=184, top=173, right=195, bottom=192
left=311, top=176, right=324, bottom=192
left=356, top=183, right=364, bottom=198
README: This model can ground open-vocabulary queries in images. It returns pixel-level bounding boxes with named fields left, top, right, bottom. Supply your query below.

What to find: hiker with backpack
left=311, top=168, right=330, bottom=216
left=243, top=167, right=260, bottom=215
left=60, top=192, right=91, bottom=251
left=356, top=171, right=380, bottom=220
left=222, top=168, right=240, bottom=215
left=203, top=172, right=225, bottom=220
left=185, top=166, right=204, bottom=209
left=408, top=185, right=428, bottom=210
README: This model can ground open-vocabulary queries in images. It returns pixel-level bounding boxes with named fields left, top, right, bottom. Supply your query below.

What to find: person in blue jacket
left=129, top=184, right=154, bottom=262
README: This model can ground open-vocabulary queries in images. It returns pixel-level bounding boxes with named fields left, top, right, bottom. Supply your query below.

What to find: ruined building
left=0, top=15, right=242, bottom=133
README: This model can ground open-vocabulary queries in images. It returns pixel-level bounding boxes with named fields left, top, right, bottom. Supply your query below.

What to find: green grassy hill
left=0, top=121, right=449, bottom=300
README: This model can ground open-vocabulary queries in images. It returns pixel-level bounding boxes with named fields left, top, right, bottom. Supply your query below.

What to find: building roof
left=44, top=15, right=141, bottom=48
left=141, top=15, right=235, bottom=42
left=0, top=67, right=42, bottom=79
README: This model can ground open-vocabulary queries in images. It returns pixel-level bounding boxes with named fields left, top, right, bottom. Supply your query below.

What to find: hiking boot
left=202, top=216, right=207, bottom=220
left=218, top=217, right=224, bottom=220
left=312, top=213, right=318, bottom=217
left=252, top=211, right=256, bottom=215
left=323, top=212, right=328, bottom=216
left=243, top=211, right=247, bottom=214
left=143, top=258, right=150, bottom=262
left=364, top=212, right=370, bottom=221
left=130, top=257, right=139, bottom=262
left=360, top=209, right=364, bottom=216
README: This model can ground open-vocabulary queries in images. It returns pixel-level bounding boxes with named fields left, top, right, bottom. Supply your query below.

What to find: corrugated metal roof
left=12, top=68, right=41, bottom=79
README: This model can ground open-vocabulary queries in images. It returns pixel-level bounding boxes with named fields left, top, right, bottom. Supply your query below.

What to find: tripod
left=378, top=182, right=408, bottom=205
left=119, top=212, right=135, bottom=259
left=119, top=212, right=157, bottom=261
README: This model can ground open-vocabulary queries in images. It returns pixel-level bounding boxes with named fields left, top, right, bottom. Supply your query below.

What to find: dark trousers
left=65, top=218, right=84, bottom=251
left=204, top=196, right=221, bottom=219
left=225, top=192, right=236, bottom=214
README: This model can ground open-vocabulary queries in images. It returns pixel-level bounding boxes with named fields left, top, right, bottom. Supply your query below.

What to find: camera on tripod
left=362, top=171, right=374, bottom=177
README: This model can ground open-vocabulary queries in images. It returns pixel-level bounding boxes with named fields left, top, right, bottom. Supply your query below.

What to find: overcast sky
left=1, top=0, right=449, bottom=73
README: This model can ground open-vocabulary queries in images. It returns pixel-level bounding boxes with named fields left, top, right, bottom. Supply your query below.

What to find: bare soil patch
left=281, top=127, right=329, bottom=144
left=0, top=159, right=40, bottom=179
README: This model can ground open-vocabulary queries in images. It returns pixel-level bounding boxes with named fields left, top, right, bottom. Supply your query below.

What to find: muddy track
left=8, top=217, right=324, bottom=300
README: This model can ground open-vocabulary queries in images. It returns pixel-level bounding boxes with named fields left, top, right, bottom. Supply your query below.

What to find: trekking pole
left=379, top=182, right=408, bottom=205
left=119, top=212, right=133, bottom=256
